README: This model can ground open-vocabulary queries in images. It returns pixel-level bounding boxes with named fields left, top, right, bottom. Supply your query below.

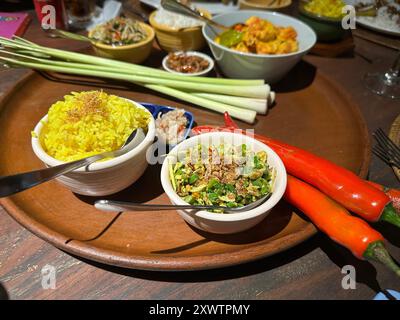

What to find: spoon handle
left=0, top=128, right=141, bottom=198
left=95, top=199, right=231, bottom=212
left=0, top=154, right=104, bottom=198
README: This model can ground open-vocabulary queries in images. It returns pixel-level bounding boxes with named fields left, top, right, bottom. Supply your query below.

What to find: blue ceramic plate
left=139, top=102, right=194, bottom=146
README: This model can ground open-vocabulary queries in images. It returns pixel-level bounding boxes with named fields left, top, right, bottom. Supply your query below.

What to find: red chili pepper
left=191, top=114, right=400, bottom=228
left=224, top=111, right=239, bottom=128
left=367, top=181, right=400, bottom=213
left=285, top=175, right=400, bottom=277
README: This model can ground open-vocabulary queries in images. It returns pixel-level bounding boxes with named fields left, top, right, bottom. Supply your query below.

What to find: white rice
left=354, top=1, right=400, bottom=33
left=154, top=9, right=204, bottom=29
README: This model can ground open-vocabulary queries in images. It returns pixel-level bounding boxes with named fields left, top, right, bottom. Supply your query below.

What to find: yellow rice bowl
left=36, top=91, right=151, bottom=162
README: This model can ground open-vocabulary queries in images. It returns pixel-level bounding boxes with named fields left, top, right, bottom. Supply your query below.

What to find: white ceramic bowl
left=202, top=10, right=317, bottom=83
left=162, top=51, right=214, bottom=77
left=160, top=132, right=287, bottom=234
left=32, top=100, right=156, bottom=196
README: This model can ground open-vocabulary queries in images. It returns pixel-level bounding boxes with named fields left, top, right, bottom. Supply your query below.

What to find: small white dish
left=31, top=100, right=156, bottom=196
left=160, top=131, right=287, bottom=234
left=162, top=51, right=214, bottom=77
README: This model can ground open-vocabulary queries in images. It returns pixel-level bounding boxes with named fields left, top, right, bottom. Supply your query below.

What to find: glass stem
left=389, top=52, right=400, bottom=77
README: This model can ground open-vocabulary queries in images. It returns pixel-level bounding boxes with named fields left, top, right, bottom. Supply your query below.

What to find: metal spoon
left=0, top=128, right=145, bottom=198
left=160, top=0, right=231, bottom=31
left=94, top=193, right=272, bottom=213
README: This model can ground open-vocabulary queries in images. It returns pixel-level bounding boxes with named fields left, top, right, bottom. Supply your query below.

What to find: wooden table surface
left=1, top=4, right=400, bottom=300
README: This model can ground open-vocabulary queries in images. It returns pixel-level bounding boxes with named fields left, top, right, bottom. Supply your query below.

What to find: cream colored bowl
left=88, top=22, right=155, bottom=63
left=160, top=132, right=287, bottom=234
left=149, top=10, right=209, bottom=53
left=31, top=100, right=156, bottom=196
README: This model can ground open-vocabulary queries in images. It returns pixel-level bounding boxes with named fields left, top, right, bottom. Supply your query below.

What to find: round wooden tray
left=0, top=66, right=370, bottom=271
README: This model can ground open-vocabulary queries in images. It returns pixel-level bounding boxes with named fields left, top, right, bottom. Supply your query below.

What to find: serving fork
left=372, top=128, right=400, bottom=169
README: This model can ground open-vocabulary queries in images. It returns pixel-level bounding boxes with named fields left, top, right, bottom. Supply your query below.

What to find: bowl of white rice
left=352, top=0, right=400, bottom=36
left=149, top=8, right=211, bottom=52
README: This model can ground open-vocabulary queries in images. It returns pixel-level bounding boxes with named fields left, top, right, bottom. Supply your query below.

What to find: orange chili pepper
left=285, top=175, right=400, bottom=277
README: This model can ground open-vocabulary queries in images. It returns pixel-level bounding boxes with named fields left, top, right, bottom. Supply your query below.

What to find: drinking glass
left=63, top=0, right=96, bottom=29
left=364, top=52, right=400, bottom=99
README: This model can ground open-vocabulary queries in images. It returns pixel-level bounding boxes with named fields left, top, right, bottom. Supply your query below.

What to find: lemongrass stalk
left=13, top=44, right=263, bottom=86
left=0, top=55, right=257, bottom=123
left=1, top=52, right=272, bottom=111
left=0, top=37, right=265, bottom=86
left=1, top=51, right=267, bottom=96
left=145, top=84, right=256, bottom=124
left=0, top=55, right=268, bottom=98
left=0, top=52, right=265, bottom=119
left=0, top=50, right=61, bottom=63
left=1, top=49, right=158, bottom=74
left=13, top=36, right=41, bottom=47
left=192, top=93, right=268, bottom=114
left=15, top=50, right=52, bottom=58
left=268, top=91, right=276, bottom=105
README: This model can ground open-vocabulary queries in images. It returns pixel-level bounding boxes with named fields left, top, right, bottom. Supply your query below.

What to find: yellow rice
left=37, top=90, right=150, bottom=162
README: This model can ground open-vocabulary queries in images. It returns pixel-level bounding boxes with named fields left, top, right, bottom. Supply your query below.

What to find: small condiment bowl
left=31, top=100, right=156, bottom=196
left=160, top=132, right=287, bottom=234
left=149, top=10, right=211, bottom=52
left=140, top=102, right=194, bottom=151
left=88, top=22, right=155, bottom=63
left=162, top=51, right=214, bottom=77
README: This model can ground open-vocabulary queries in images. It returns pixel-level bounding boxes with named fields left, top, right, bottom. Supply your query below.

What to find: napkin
left=373, top=289, right=400, bottom=300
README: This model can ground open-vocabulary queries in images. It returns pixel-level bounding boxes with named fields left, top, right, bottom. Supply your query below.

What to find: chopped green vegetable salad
left=89, top=16, right=147, bottom=46
left=169, top=144, right=275, bottom=211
